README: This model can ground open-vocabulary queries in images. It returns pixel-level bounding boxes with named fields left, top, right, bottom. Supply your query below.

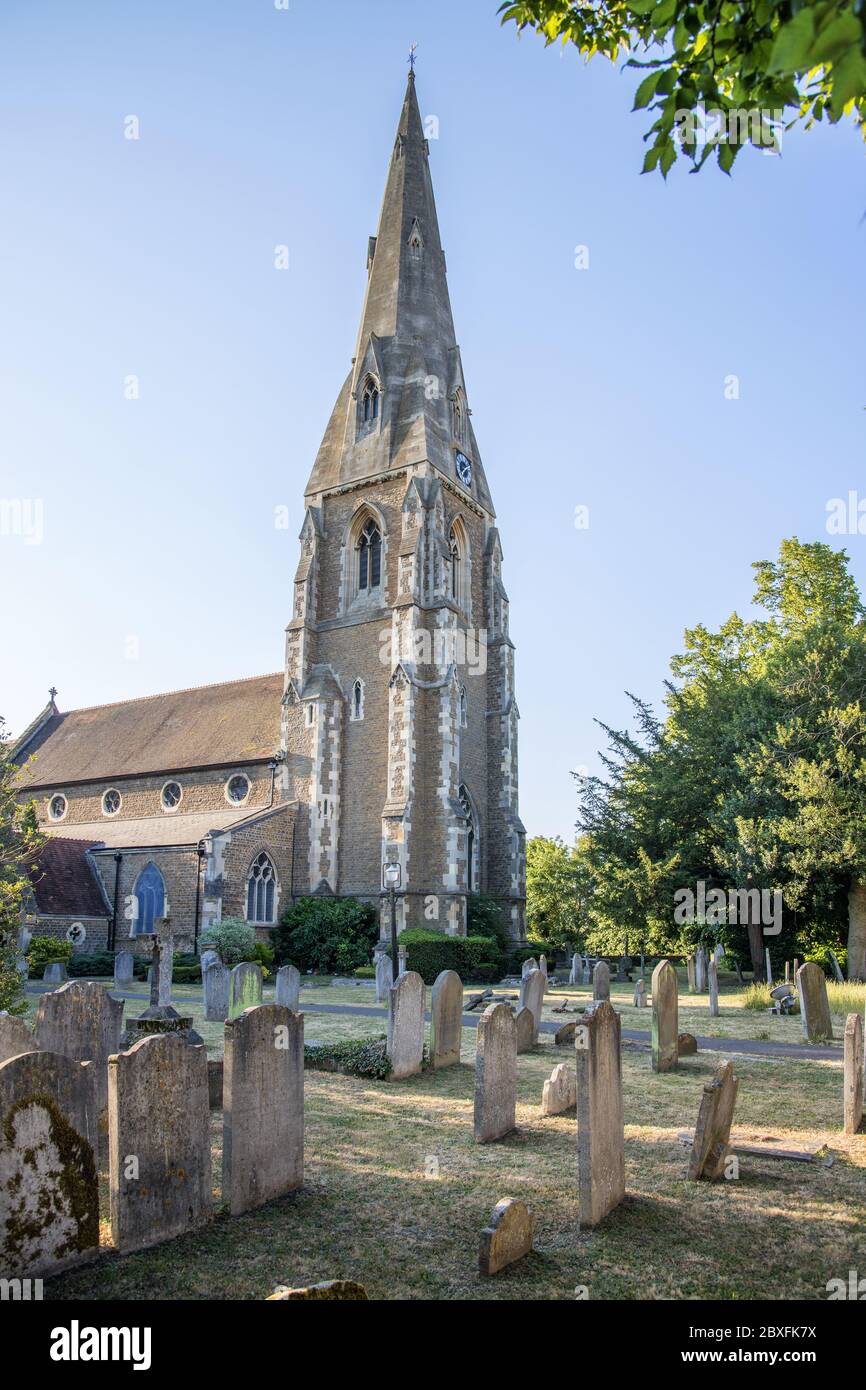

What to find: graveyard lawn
left=46, top=1016, right=865, bottom=1301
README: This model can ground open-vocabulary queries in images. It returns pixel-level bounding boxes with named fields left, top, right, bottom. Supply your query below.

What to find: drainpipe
left=193, top=843, right=205, bottom=955
left=110, top=853, right=123, bottom=951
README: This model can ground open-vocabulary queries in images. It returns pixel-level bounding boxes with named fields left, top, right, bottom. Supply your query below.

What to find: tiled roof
left=14, top=673, right=283, bottom=789
left=47, top=808, right=265, bottom=849
left=29, top=838, right=110, bottom=917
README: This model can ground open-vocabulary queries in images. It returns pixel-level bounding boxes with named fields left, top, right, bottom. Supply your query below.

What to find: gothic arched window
left=362, top=379, right=379, bottom=423
left=449, top=523, right=463, bottom=605
left=452, top=390, right=465, bottom=442
left=357, top=518, right=382, bottom=592
left=459, top=685, right=468, bottom=728
left=458, top=785, right=476, bottom=892
left=246, top=852, right=277, bottom=924
left=133, top=862, right=165, bottom=937
left=351, top=678, right=365, bottom=721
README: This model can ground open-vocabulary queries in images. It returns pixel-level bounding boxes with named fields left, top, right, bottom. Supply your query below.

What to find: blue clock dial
left=455, top=451, right=472, bottom=487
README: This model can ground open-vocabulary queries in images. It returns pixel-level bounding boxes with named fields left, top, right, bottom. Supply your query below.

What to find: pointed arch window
left=459, top=685, right=468, bottom=729
left=357, top=518, right=382, bottom=592
left=458, top=785, right=476, bottom=893
left=452, top=389, right=466, bottom=443
left=351, top=678, right=365, bottom=721
left=362, top=380, right=380, bottom=424
left=247, top=852, right=277, bottom=924
left=133, top=862, right=165, bottom=937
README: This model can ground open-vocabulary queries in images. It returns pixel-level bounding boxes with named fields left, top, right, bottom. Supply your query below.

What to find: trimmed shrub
left=304, top=1037, right=391, bottom=1080
left=354, top=965, right=376, bottom=979
left=66, top=952, right=116, bottom=978
left=397, top=928, right=497, bottom=984
left=27, top=936, right=73, bottom=978
left=199, top=918, right=257, bottom=967
left=273, top=896, right=378, bottom=975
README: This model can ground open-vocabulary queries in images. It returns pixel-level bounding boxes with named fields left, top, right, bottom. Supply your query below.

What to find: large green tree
left=525, top=835, right=589, bottom=945
left=499, top=1, right=866, bottom=176
left=0, top=719, right=43, bottom=1011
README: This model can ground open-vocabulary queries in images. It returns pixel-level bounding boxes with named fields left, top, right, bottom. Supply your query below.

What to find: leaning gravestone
left=203, top=962, right=230, bottom=1022
left=430, top=970, right=463, bottom=1069
left=688, top=1059, right=739, bottom=1181
left=519, top=968, right=545, bottom=1043
left=474, top=1002, right=517, bottom=1143
left=223, top=1003, right=304, bottom=1215
left=275, top=963, right=301, bottom=1011
left=0, top=1011, right=37, bottom=1064
left=114, top=950, right=134, bottom=985
left=575, top=1000, right=624, bottom=1228
left=478, top=1198, right=533, bottom=1276
left=797, top=962, right=833, bottom=1042
left=542, top=1061, right=577, bottom=1116
left=108, top=1033, right=211, bottom=1253
left=0, top=1050, right=98, bottom=1277
left=514, top=1006, right=535, bottom=1054
left=592, top=960, right=610, bottom=1002
left=375, top=951, right=394, bottom=1004
left=844, top=1012, right=864, bottom=1135
left=708, top=958, right=720, bottom=1018
left=35, top=980, right=124, bottom=1121
left=651, top=959, right=678, bottom=1073
left=229, top=961, right=263, bottom=1021
left=43, top=962, right=67, bottom=985
left=386, top=971, right=425, bottom=1079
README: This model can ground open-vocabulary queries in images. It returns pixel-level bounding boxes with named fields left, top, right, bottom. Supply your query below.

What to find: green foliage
left=0, top=721, right=44, bottom=1011
left=304, top=1036, right=392, bottom=1080
left=466, top=894, right=509, bottom=953
left=499, top=1, right=866, bottom=177
left=200, top=918, right=258, bottom=967
left=67, top=951, right=116, bottom=978
left=354, top=965, right=376, bottom=979
left=526, top=836, right=587, bottom=946
left=26, top=936, right=74, bottom=978
left=273, top=896, right=379, bottom=975
left=397, top=928, right=498, bottom=984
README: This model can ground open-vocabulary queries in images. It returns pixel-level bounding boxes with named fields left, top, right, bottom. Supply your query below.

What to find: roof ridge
left=55, top=671, right=283, bottom=718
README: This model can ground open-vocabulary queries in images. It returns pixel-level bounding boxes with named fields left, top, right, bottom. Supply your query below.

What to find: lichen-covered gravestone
left=0, top=1011, right=37, bottom=1065
left=844, top=1012, right=864, bottom=1135
left=542, top=1061, right=576, bottom=1116
left=478, top=1198, right=533, bottom=1276
left=114, top=951, right=134, bottom=985
left=688, top=1059, right=739, bottom=1181
left=651, top=959, right=678, bottom=1073
left=275, top=963, right=301, bottom=1011
left=519, top=968, right=545, bottom=1043
left=229, top=961, right=263, bottom=1020
left=514, top=1006, right=535, bottom=1054
left=375, top=951, right=394, bottom=1004
left=0, top=1051, right=98, bottom=1277
left=108, top=1033, right=211, bottom=1253
left=575, top=1000, right=624, bottom=1228
left=797, top=961, right=833, bottom=1042
left=203, top=962, right=230, bottom=1022
left=223, top=1003, right=304, bottom=1215
left=592, top=960, right=610, bottom=1002
left=386, top=971, right=425, bottom=1078
left=430, top=970, right=463, bottom=1069
left=35, top=980, right=124, bottom=1122
left=474, top=1002, right=517, bottom=1143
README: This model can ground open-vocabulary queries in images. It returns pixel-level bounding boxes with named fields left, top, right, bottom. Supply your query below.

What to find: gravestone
left=0, top=1011, right=37, bottom=1064
left=514, top=1006, right=535, bottom=1054
left=538, top=955, right=548, bottom=988
left=386, top=971, right=425, bottom=1079
left=474, top=1002, right=516, bottom=1143
left=43, top=962, right=67, bottom=985
left=229, top=961, right=263, bottom=1020
left=695, top=947, right=707, bottom=993
left=375, top=951, right=394, bottom=1004
left=797, top=962, right=833, bottom=1042
left=555, top=1020, right=576, bottom=1045
left=714, top=943, right=725, bottom=964
left=519, top=968, right=545, bottom=1044
left=678, top=1032, right=698, bottom=1056
left=844, top=1012, right=864, bottom=1135
left=430, top=970, right=463, bottom=1069
left=569, top=953, right=580, bottom=985
left=686, top=955, right=697, bottom=994
left=688, top=1059, right=739, bottom=1180
left=478, top=1198, right=533, bottom=1276
left=581, top=958, right=591, bottom=986
left=614, top=955, right=632, bottom=983
left=765, top=947, right=775, bottom=986
left=203, top=962, right=230, bottom=1022
left=275, top=963, right=301, bottom=1011
left=633, top=979, right=647, bottom=1008
left=223, top=1003, right=304, bottom=1215
left=35, top=980, right=124, bottom=1121
left=708, top=958, right=720, bottom=1017
left=0, top=1050, right=98, bottom=1277
left=575, top=1000, right=624, bottom=1228
left=542, top=1061, right=576, bottom=1116
left=828, top=951, right=845, bottom=984
left=127, top=917, right=200, bottom=1043
left=592, top=960, right=610, bottom=1002
left=114, top=951, right=134, bottom=985
left=651, top=959, right=678, bottom=1073
left=397, top=946, right=407, bottom=976
left=108, top=1033, right=211, bottom=1253
left=521, top=957, right=538, bottom=979
left=199, top=948, right=219, bottom=975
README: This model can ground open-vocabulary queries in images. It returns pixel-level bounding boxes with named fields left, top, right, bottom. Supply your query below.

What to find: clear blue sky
left=1, top=0, right=864, bottom=843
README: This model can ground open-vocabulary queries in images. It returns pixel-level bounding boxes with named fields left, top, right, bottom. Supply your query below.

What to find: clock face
left=455, top=450, right=472, bottom=487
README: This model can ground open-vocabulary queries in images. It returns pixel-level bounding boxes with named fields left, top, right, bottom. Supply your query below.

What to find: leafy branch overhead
left=499, top=1, right=866, bottom=175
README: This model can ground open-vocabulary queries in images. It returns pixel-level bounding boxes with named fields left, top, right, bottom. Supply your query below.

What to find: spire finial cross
left=408, top=42, right=417, bottom=74
left=49, top=686, right=57, bottom=704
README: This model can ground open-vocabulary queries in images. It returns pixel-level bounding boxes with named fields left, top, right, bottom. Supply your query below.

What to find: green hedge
left=397, top=929, right=499, bottom=984
left=67, top=952, right=116, bottom=978
left=273, top=896, right=378, bottom=974
left=304, top=1037, right=392, bottom=1080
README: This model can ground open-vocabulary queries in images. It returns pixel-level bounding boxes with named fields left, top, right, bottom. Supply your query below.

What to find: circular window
left=161, top=781, right=182, bottom=811
left=226, top=773, right=250, bottom=805
left=102, top=788, right=122, bottom=816
left=48, top=793, right=67, bottom=821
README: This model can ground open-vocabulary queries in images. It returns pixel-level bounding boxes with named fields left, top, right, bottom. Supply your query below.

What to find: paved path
left=27, top=983, right=840, bottom=1061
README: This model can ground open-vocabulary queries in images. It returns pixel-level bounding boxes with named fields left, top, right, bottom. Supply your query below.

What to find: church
left=13, top=72, right=526, bottom=956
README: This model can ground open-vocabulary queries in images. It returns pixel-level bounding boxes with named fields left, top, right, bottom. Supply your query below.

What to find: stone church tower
left=281, top=72, right=526, bottom=941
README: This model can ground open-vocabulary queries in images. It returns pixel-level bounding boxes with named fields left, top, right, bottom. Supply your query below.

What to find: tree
left=0, top=719, right=44, bottom=1012
left=499, top=1, right=866, bottom=176
left=525, top=836, right=588, bottom=946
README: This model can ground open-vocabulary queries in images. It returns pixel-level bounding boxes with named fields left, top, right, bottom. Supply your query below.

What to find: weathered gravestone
left=688, top=1059, right=739, bottom=1180
left=203, top=962, right=230, bottom=1022
left=114, top=950, right=134, bottom=985
left=478, top=1198, right=533, bottom=1276
left=695, top=947, right=707, bottom=993
left=430, top=970, right=463, bottom=1069
left=555, top=1020, right=577, bottom=1045
left=633, top=979, right=647, bottom=1009
left=765, top=947, right=775, bottom=986
left=199, top=948, right=220, bottom=975
left=592, top=960, right=610, bottom=1002
left=569, top=953, right=580, bottom=985
left=797, top=961, right=833, bottom=1042
left=828, top=951, right=845, bottom=984
left=223, top=1004, right=304, bottom=1215
left=474, top=1002, right=517, bottom=1143
left=651, top=959, right=678, bottom=1073
left=678, top=1032, right=698, bottom=1056
left=386, top=971, right=425, bottom=1079
left=708, top=958, right=720, bottom=1018
left=35, top=980, right=124, bottom=1122
left=127, top=917, right=201, bottom=1043
left=275, top=963, right=301, bottom=1011
left=397, top=946, right=407, bottom=977
left=0, top=1011, right=37, bottom=1064
left=542, top=1061, right=577, bottom=1116
left=844, top=1012, right=864, bottom=1135
left=43, top=962, right=67, bottom=985
left=538, top=955, right=548, bottom=987
left=519, top=968, right=545, bottom=1043
left=0, top=1051, right=98, bottom=1277
left=575, top=1000, right=624, bottom=1228
left=375, top=951, right=394, bottom=1004
left=514, top=1006, right=535, bottom=1054
left=229, top=961, right=263, bottom=1020
left=108, top=1033, right=211, bottom=1253
left=521, top=957, right=538, bottom=979
left=686, top=954, right=697, bottom=994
